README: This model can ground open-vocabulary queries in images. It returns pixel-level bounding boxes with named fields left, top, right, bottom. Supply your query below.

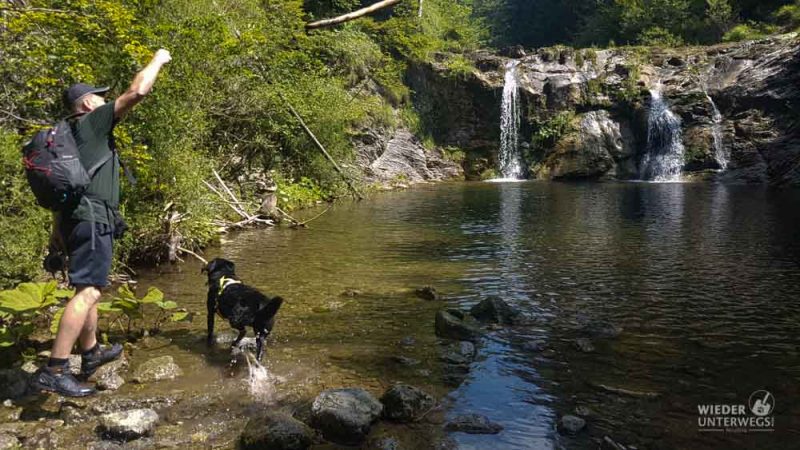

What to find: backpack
left=21, top=118, right=112, bottom=211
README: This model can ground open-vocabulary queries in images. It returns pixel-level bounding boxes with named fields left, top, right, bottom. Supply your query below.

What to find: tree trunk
left=306, top=0, right=403, bottom=30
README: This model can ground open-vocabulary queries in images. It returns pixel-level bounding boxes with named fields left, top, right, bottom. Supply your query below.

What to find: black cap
left=62, top=83, right=110, bottom=110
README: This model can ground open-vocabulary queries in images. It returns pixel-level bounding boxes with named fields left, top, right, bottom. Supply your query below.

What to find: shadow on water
left=121, top=181, right=800, bottom=449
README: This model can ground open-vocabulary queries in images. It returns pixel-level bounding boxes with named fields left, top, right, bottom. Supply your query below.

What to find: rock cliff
left=406, top=33, right=800, bottom=185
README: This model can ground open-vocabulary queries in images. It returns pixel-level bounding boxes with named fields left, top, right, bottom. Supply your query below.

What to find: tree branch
left=306, top=0, right=403, bottom=30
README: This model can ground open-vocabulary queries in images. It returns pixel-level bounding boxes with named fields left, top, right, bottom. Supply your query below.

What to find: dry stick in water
left=177, top=246, right=208, bottom=265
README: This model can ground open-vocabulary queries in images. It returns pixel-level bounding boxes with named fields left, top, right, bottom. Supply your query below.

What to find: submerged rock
left=380, top=384, right=436, bottom=422
left=435, top=309, right=483, bottom=341
left=558, top=415, right=586, bottom=435
left=364, top=435, right=401, bottom=450
left=444, top=414, right=503, bottom=434
left=415, top=286, right=440, bottom=301
left=469, top=296, right=523, bottom=325
left=575, top=338, right=595, bottom=353
left=310, top=388, right=382, bottom=445
left=132, top=356, right=182, bottom=383
left=581, top=320, right=623, bottom=338
left=240, top=412, right=313, bottom=450
left=98, top=408, right=159, bottom=441
left=440, top=341, right=475, bottom=365
left=97, top=373, right=126, bottom=391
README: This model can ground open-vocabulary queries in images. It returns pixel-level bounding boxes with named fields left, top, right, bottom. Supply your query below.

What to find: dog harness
left=215, top=276, right=242, bottom=318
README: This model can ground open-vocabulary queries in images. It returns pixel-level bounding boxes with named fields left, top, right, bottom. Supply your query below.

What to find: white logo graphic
left=749, top=390, right=774, bottom=417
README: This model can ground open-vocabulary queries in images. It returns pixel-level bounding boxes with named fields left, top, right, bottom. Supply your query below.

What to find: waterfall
left=704, top=91, right=729, bottom=171
left=640, top=84, right=685, bottom=182
left=498, top=60, right=523, bottom=179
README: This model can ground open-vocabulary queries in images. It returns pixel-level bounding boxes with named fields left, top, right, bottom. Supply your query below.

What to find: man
left=30, top=49, right=172, bottom=397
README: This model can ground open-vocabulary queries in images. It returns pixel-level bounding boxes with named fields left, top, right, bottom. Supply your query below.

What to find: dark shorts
left=59, top=219, right=113, bottom=288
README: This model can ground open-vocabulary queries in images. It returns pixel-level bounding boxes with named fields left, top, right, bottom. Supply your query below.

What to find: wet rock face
left=310, top=388, right=383, bottom=445
left=240, top=412, right=314, bottom=450
left=380, top=384, right=436, bottom=422
left=413, top=34, right=800, bottom=184
left=98, top=408, right=159, bottom=441
left=132, top=356, right=182, bottom=383
left=356, top=128, right=462, bottom=187
left=444, top=414, right=503, bottom=434
left=0, top=369, right=29, bottom=400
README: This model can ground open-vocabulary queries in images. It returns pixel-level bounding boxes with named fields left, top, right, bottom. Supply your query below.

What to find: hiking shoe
left=80, top=343, right=124, bottom=378
left=29, top=366, right=96, bottom=397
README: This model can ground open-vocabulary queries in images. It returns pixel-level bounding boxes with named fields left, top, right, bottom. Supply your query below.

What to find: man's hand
left=115, top=48, right=172, bottom=119
left=153, top=49, right=172, bottom=66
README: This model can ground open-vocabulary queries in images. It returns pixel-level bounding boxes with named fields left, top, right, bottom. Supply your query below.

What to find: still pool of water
left=129, top=181, right=799, bottom=449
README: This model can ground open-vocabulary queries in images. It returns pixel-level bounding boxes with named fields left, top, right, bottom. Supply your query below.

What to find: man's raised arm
left=114, top=49, right=172, bottom=119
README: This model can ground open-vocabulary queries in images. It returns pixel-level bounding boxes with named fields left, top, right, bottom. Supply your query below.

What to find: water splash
left=640, top=84, right=685, bottom=182
left=243, top=353, right=280, bottom=403
left=704, top=91, right=729, bottom=171
left=498, top=60, right=523, bottom=179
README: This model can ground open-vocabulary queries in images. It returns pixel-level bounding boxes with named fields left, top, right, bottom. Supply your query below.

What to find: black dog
left=202, top=258, right=283, bottom=361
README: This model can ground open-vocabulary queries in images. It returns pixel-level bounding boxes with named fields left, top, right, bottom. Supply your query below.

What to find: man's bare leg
left=78, top=303, right=99, bottom=352
left=51, top=286, right=102, bottom=359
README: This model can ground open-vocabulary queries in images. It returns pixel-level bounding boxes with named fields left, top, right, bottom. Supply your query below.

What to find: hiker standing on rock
left=30, top=49, right=172, bottom=397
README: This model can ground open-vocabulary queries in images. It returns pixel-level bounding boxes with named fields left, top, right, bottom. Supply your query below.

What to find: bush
left=637, top=27, right=684, bottom=47
left=722, top=22, right=780, bottom=42
left=774, top=3, right=800, bottom=30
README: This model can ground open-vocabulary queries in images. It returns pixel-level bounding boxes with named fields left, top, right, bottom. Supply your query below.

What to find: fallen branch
left=202, top=179, right=250, bottom=219
left=177, top=246, right=208, bottom=265
left=306, top=0, right=402, bottom=29
left=275, top=207, right=301, bottom=227
left=294, top=204, right=332, bottom=228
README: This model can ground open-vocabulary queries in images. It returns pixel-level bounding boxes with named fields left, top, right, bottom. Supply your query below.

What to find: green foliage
left=97, top=284, right=190, bottom=336
left=637, top=27, right=685, bottom=47
left=530, top=111, right=576, bottom=153
left=0, top=281, right=73, bottom=347
left=774, top=1, right=800, bottom=29
left=442, top=54, right=475, bottom=79
left=0, top=129, right=51, bottom=288
left=722, top=22, right=781, bottom=41
left=275, top=175, right=329, bottom=211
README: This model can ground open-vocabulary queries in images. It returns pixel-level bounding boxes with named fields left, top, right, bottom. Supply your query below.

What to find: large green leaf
left=0, top=327, right=14, bottom=347
left=170, top=311, right=193, bottom=323
left=157, top=300, right=178, bottom=310
left=0, top=284, right=46, bottom=314
left=140, top=287, right=164, bottom=304
left=116, top=284, right=136, bottom=302
left=97, top=302, right=122, bottom=313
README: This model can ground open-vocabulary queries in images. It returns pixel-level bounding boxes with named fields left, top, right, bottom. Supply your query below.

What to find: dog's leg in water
left=255, top=330, right=269, bottom=361
left=232, top=329, right=246, bottom=349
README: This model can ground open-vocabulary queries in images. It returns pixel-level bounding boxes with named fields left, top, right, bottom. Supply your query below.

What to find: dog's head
left=201, top=258, right=236, bottom=282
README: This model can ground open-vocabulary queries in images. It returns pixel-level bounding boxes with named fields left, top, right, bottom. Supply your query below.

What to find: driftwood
left=306, top=0, right=402, bottom=29
left=177, top=246, right=208, bottom=265
left=202, top=170, right=274, bottom=230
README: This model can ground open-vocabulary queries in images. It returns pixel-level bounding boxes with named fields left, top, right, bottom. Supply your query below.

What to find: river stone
left=415, top=286, right=440, bottom=301
left=581, top=320, right=623, bottom=338
left=558, top=415, right=586, bottom=435
left=440, top=341, right=475, bottom=365
left=240, top=412, right=313, bottom=450
left=310, top=388, right=382, bottom=445
left=469, top=296, right=522, bottom=325
left=99, top=409, right=159, bottom=441
left=434, top=310, right=482, bottom=341
left=132, top=356, right=182, bottom=383
left=575, top=338, right=595, bottom=353
left=444, top=414, right=503, bottom=434
left=380, top=385, right=436, bottom=422
left=0, top=433, right=18, bottom=449
left=89, top=353, right=129, bottom=382
left=97, top=373, right=126, bottom=391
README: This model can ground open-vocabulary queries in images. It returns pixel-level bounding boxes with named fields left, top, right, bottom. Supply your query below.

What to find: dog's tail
left=259, top=296, right=283, bottom=318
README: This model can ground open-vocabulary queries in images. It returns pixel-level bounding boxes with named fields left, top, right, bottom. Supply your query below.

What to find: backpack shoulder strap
left=85, top=152, right=113, bottom=178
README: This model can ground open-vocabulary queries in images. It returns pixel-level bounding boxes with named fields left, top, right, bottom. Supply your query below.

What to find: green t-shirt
left=67, top=100, right=120, bottom=225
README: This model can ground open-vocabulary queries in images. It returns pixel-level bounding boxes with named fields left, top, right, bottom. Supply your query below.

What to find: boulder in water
left=0, top=369, right=29, bottom=400
left=444, top=414, right=503, bottom=434
left=575, top=338, right=595, bottom=353
left=98, top=409, right=159, bottom=441
left=558, top=415, right=586, bottom=435
left=380, top=384, right=436, bottom=422
left=435, top=309, right=483, bottom=341
left=580, top=320, right=623, bottom=338
left=469, top=296, right=522, bottom=325
left=310, top=388, right=382, bottom=445
left=440, top=341, right=475, bottom=365
left=132, top=356, right=182, bottom=383
left=240, top=412, right=314, bottom=450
